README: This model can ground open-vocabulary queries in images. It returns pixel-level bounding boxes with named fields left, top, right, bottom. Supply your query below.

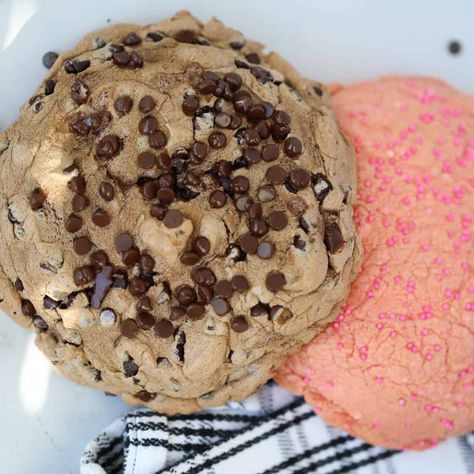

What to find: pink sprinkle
left=421, top=328, right=430, bottom=336
left=399, top=398, right=406, bottom=406
left=376, top=323, right=384, bottom=330
left=426, top=353, right=433, bottom=361
left=375, top=376, right=383, bottom=384
left=336, top=342, right=344, bottom=349
left=303, top=376, right=311, bottom=384
left=434, top=344, right=441, bottom=352
left=373, top=422, right=381, bottom=429
left=390, top=331, right=398, bottom=338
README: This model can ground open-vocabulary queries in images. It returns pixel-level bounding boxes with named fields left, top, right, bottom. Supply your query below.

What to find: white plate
left=0, top=1, right=473, bottom=473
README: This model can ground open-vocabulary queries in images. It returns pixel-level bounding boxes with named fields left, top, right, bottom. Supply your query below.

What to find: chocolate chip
left=149, top=131, right=167, bottom=149
left=257, top=184, right=276, bottom=203
left=72, top=194, right=89, bottom=212
left=250, top=218, right=269, bottom=237
left=251, top=303, right=269, bottom=317
left=33, top=316, right=49, bottom=331
left=284, top=137, right=303, bottom=157
left=123, top=359, right=139, bottom=377
left=73, top=236, right=92, bottom=255
left=209, top=190, right=227, bottom=208
left=255, top=121, right=271, bottom=140
left=176, top=285, right=197, bottom=306
left=158, top=173, right=176, bottom=188
left=311, top=174, right=332, bottom=202
left=74, top=265, right=95, bottom=286
left=312, top=85, right=323, bottom=96
left=229, top=114, right=242, bottom=130
left=68, top=176, right=86, bottom=194
left=174, top=29, right=198, bottom=43
left=136, top=390, right=156, bottom=402
left=42, top=51, right=58, bottom=69
left=128, top=51, right=144, bottom=68
left=261, top=101, right=275, bottom=118
left=193, top=236, right=210, bottom=256
left=182, top=94, right=199, bottom=115
left=156, top=188, right=176, bottom=205
left=109, top=44, right=125, bottom=54
left=211, top=297, right=230, bottom=316
left=150, top=204, right=167, bottom=219
left=216, top=160, right=232, bottom=178
left=262, top=144, right=279, bottom=162
left=266, top=270, right=286, bottom=292
left=214, top=280, right=233, bottom=298
left=139, top=95, right=156, bottom=113
left=99, top=182, right=115, bottom=201
left=21, top=300, right=36, bottom=317
left=70, top=79, right=89, bottom=105
left=293, top=235, right=307, bottom=250
left=65, top=214, right=83, bottom=233
left=243, top=128, right=261, bottom=146
left=91, top=250, right=109, bottom=271
left=44, top=80, right=56, bottom=95
left=224, top=72, right=242, bottom=91
left=121, top=319, right=139, bottom=338
left=208, top=131, right=227, bottom=149
left=247, top=203, right=262, bottom=218
left=147, top=31, right=164, bottom=42
left=251, top=66, right=273, bottom=83
left=123, top=32, right=141, bottom=46
left=196, top=77, right=217, bottom=95
left=230, top=41, right=244, bottom=50
left=236, top=195, right=253, bottom=212
left=289, top=168, right=310, bottom=189
left=99, top=308, right=117, bottom=327
left=448, top=40, right=462, bottom=55
left=154, top=152, right=171, bottom=170
left=215, top=80, right=233, bottom=100
left=232, top=176, right=250, bottom=194
left=324, top=223, right=345, bottom=253
left=183, top=171, right=201, bottom=187
left=137, top=254, right=154, bottom=274
left=163, top=209, right=183, bottom=228
left=245, top=52, right=260, bottom=64
left=257, top=241, right=275, bottom=259
left=123, top=247, right=140, bottom=267
left=114, top=95, right=133, bottom=115
left=180, top=252, right=200, bottom=266
left=235, top=59, right=250, bottom=69
left=112, top=50, right=131, bottom=66
left=231, top=275, right=249, bottom=292
left=239, top=234, right=258, bottom=254
left=192, top=267, right=216, bottom=286
left=197, top=284, right=213, bottom=303
left=139, top=115, right=158, bottom=135
left=268, top=211, right=288, bottom=231
left=214, top=112, right=231, bottom=128
left=231, top=315, right=248, bottom=332
left=247, top=104, right=266, bottom=121
left=170, top=307, right=186, bottom=321
left=92, top=209, right=110, bottom=227
left=64, top=59, right=90, bottom=74
left=129, top=277, right=148, bottom=297
left=96, top=134, right=120, bottom=158
left=244, top=148, right=262, bottom=165
left=115, top=233, right=133, bottom=252
left=186, top=303, right=205, bottom=320
left=266, top=165, right=286, bottom=185
left=15, top=278, right=24, bottom=292
left=191, top=141, right=209, bottom=161
left=155, top=319, right=174, bottom=337
left=137, top=151, right=156, bottom=169
left=91, top=265, right=113, bottom=308
left=233, top=90, right=252, bottom=114
left=136, top=296, right=153, bottom=312
left=29, top=188, right=46, bottom=210
left=136, top=311, right=155, bottom=330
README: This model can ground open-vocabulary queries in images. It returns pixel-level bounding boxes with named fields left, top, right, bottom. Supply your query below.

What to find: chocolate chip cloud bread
left=0, top=11, right=360, bottom=413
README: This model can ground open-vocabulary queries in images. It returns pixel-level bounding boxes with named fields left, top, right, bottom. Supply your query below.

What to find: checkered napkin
left=81, top=383, right=474, bottom=474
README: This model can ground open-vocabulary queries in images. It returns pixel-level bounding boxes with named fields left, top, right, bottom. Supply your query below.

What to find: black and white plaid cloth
left=81, top=383, right=474, bottom=474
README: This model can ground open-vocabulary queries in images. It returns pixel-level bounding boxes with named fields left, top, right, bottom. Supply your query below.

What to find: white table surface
left=0, top=1, right=473, bottom=473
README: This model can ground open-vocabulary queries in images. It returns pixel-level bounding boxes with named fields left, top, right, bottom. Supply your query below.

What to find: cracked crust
left=0, top=11, right=360, bottom=413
